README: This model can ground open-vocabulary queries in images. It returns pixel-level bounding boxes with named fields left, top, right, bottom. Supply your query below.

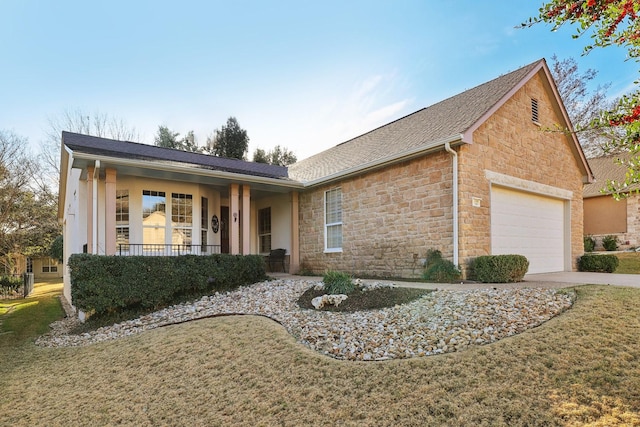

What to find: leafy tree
left=524, top=0, right=640, bottom=196
left=252, top=145, right=297, bottom=166
left=550, top=54, right=619, bottom=157
left=253, top=148, right=269, bottom=163
left=49, top=235, right=64, bottom=263
left=0, top=131, right=59, bottom=272
left=154, top=126, right=200, bottom=152
left=205, top=117, right=249, bottom=160
left=154, top=125, right=181, bottom=149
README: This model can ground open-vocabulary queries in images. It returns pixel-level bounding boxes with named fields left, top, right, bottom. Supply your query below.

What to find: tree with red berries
left=523, top=0, right=640, bottom=195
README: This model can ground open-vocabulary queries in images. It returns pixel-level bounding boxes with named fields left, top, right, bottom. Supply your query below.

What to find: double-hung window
left=142, top=190, right=166, bottom=246
left=171, top=193, right=193, bottom=247
left=201, top=197, right=208, bottom=252
left=116, top=190, right=129, bottom=249
left=258, top=207, right=271, bottom=254
left=324, top=188, right=342, bottom=252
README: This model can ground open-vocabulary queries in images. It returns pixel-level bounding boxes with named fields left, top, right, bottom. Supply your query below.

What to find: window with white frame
left=324, top=188, right=342, bottom=251
left=116, top=190, right=129, bottom=248
left=142, top=190, right=166, bottom=246
left=171, top=193, right=193, bottom=246
left=42, top=258, right=58, bottom=273
left=258, top=207, right=271, bottom=253
left=201, top=197, right=208, bottom=251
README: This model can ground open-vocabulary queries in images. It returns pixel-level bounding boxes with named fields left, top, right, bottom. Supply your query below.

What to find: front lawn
left=615, top=252, right=640, bottom=274
left=1, top=282, right=639, bottom=425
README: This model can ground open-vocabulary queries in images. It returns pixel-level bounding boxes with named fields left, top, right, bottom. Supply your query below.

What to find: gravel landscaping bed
left=36, top=279, right=574, bottom=361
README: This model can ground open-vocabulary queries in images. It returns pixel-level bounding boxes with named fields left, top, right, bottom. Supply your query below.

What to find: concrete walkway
left=269, top=272, right=640, bottom=290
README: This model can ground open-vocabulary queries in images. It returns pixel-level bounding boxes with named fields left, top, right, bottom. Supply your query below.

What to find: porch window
left=201, top=197, right=208, bottom=251
left=171, top=193, right=193, bottom=246
left=324, top=187, right=342, bottom=252
left=258, top=207, right=271, bottom=253
left=116, top=190, right=129, bottom=246
left=143, top=190, right=166, bottom=245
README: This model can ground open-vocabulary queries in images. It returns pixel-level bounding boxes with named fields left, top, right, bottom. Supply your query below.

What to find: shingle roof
left=584, top=152, right=638, bottom=197
left=62, top=131, right=289, bottom=179
left=288, top=60, right=544, bottom=183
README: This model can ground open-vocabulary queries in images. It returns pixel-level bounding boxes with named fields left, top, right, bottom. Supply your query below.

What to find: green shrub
left=422, top=249, right=461, bottom=283
left=323, top=271, right=354, bottom=294
left=472, top=255, right=529, bottom=283
left=578, top=253, right=619, bottom=273
left=69, top=254, right=267, bottom=316
left=583, top=235, right=596, bottom=252
left=602, top=235, right=619, bottom=251
left=0, top=275, right=22, bottom=291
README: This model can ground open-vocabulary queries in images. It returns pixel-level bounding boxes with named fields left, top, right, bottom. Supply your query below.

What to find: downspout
left=92, top=160, right=100, bottom=254
left=444, top=142, right=458, bottom=266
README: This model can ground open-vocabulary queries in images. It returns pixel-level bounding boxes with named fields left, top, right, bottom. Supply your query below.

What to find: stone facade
left=299, top=152, right=454, bottom=278
left=457, top=72, right=585, bottom=273
left=297, top=71, right=586, bottom=278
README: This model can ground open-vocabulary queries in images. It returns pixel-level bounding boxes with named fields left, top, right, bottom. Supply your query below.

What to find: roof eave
left=70, top=150, right=305, bottom=190
left=302, top=134, right=465, bottom=187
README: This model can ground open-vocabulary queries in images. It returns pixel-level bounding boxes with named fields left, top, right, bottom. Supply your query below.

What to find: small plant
left=322, top=271, right=355, bottom=295
left=583, top=235, right=596, bottom=252
left=472, top=255, right=529, bottom=283
left=422, top=249, right=461, bottom=283
left=578, top=254, right=619, bottom=273
left=602, top=235, right=619, bottom=251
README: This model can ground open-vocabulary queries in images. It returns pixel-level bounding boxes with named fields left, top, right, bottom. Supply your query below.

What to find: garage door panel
left=491, top=186, right=565, bottom=274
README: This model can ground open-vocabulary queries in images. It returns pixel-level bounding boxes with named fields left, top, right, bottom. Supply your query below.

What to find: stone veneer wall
left=456, top=71, right=585, bottom=274
left=298, top=152, right=454, bottom=278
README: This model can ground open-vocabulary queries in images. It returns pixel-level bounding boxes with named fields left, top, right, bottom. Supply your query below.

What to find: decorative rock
left=35, top=279, right=574, bottom=362
left=311, top=294, right=348, bottom=309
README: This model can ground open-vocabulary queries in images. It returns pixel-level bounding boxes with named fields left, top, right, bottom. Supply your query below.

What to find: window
left=42, top=258, right=58, bottom=273
left=201, top=197, right=208, bottom=251
left=531, top=98, right=539, bottom=123
left=116, top=190, right=129, bottom=247
left=324, top=188, right=342, bottom=252
left=171, top=193, right=193, bottom=246
left=143, top=190, right=166, bottom=245
left=258, top=207, right=271, bottom=253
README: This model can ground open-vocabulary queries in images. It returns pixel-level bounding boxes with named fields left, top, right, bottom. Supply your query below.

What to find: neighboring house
left=30, top=257, right=63, bottom=280
left=584, top=153, right=639, bottom=249
left=58, top=58, right=592, bottom=307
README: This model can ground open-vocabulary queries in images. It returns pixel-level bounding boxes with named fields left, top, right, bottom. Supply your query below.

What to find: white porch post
left=105, top=168, right=117, bottom=255
left=86, top=166, right=94, bottom=254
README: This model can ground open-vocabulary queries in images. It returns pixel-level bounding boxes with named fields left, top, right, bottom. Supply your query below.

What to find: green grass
left=2, top=282, right=640, bottom=425
left=615, top=252, right=640, bottom=274
left=0, top=280, right=64, bottom=346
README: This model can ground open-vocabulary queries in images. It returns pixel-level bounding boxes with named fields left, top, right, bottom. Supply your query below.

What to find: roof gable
left=289, top=59, right=593, bottom=185
left=61, top=131, right=289, bottom=179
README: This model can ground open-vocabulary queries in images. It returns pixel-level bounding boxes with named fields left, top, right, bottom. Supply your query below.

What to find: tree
left=154, top=126, right=200, bottom=152
left=524, top=0, right=640, bottom=196
left=205, top=117, right=249, bottom=160
left=41, top=109, right=140, bottom=191
left=549, top=54, right=619, bottom=157
left=253, top=145, right=298, bottom=166
left=0, top=131, right=59, bottom=272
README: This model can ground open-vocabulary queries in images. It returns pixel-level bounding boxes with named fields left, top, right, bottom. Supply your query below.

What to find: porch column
left=230, top=184, right=240, bottom=255
left=86, top=166, right=94, bottom=254
left=242, top=185, right=250, bottom=254
left=290, top=191, right=300, bottom=273
left=105, top=168, right=117, bottom=255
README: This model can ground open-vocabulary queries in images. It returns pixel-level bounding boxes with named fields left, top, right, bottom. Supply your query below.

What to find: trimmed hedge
left=69, top=253, right=267, bottom=315
left=472, top=255, right=529, bottom=283
left=578, top=253, right=619, bottom=273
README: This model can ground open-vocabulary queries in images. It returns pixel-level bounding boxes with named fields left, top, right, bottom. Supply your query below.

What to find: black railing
left=117, top=244, right=222, bottom=256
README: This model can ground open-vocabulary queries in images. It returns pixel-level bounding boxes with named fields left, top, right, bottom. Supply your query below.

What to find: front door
left=221, top=206, right=230, bottom=254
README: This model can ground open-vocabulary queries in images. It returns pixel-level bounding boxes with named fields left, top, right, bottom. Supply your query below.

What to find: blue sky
left=1, top=0, right=637, bottom=161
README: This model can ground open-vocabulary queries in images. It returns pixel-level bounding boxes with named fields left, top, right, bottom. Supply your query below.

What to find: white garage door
left=491, top=186, right=565, bottom=274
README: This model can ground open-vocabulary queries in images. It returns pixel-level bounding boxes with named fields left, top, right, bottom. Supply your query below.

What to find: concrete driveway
left=524, top=272, right=640, bottom=288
